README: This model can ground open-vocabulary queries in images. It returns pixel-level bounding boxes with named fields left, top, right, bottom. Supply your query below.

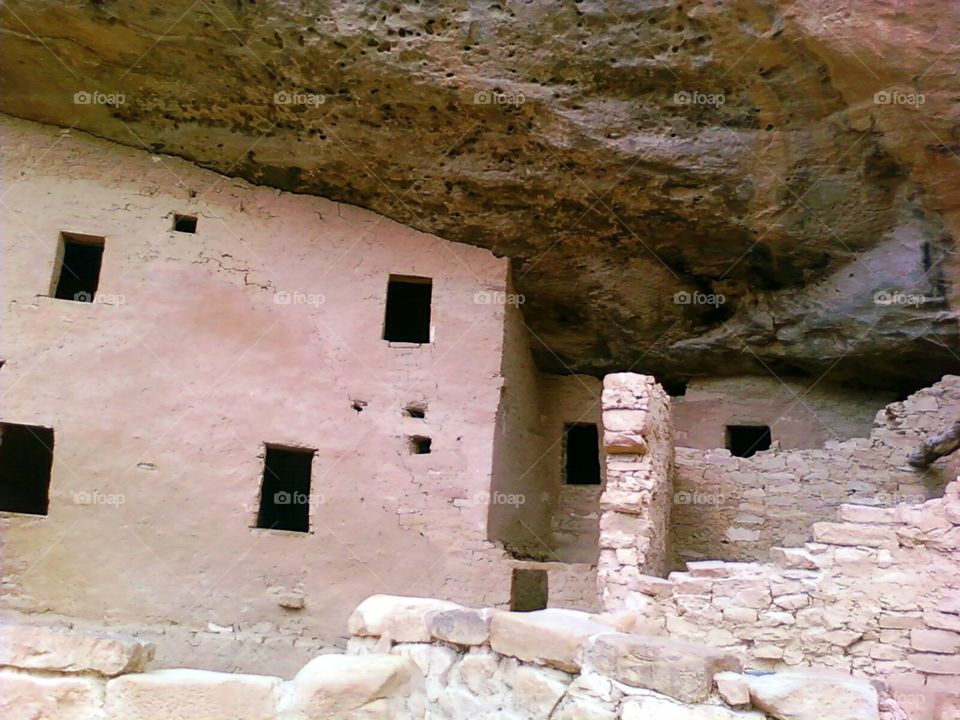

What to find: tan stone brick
left=348, top=595, right=462, bottom=642
left=105, top=669, right=281, bottom=720
left=908, top=653, right=960, bottom=674
left=0, top=622, right=154, bottom=677
left=489, top=609, right=610, bottom=673
left=428, top=607, right=493, bottom=646
left=585, top=632, right=741, bottom=703
left=910, top=628, right=960, bottom=653
left=0, top=669, right=104, bottom=720
left=813, top=522, right=899, bottom=548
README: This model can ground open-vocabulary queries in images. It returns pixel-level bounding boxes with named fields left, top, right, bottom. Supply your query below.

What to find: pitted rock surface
left=1, top=0, right=958, bottom=388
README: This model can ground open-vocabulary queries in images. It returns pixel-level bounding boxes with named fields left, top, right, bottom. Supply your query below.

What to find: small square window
left=173, top=214, right=198, bottom=233
left=383, top=276, right=432, bottom=343
left=0, top=422, right=54, bottom=516
left=409, top=436, right=432, bottom=454
left=404, top=404, right=426, bottom=419
left=726, top=425, right=772, bottom=458
left=256, top=446, right=314, bottom=532
left=53, top=233, right=104, bottom=303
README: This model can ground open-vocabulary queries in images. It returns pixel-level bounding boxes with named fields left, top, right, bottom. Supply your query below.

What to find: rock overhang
left=1, top=0, right=958, bottom=391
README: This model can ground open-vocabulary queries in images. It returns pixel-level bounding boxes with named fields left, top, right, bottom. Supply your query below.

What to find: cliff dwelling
left=1, top=2, right=959, bottom=720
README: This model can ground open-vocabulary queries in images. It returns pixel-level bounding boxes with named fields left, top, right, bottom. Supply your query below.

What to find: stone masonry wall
left=597, top=374, right=674, bottom=610
left=672, top=376, right=960, bottom=566
left=5, top=596, right=927, bottom=720
left=345, top=594, right=918, bottom=720
left=626, top=478, right=960, bottom=719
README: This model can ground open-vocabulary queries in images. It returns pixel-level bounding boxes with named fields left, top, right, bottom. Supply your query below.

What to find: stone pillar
left=597, top=373, right=674, bottom=610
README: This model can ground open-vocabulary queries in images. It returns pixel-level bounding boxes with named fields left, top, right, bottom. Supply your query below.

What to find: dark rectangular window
left=173, top=214, right=198, bottom=233
left=383, top=276, right=432, bottom=343
left=54, top=233, right=104, bottom=303
left=726, top=425, right=772, bottom=458
left=564, top=423, right=601, bottom=485
left=256, top=446, right=314, bottom=532
left=409, top=436, right=432, bottom=454
left=0, top=422, right=54, bottom=516
left=510, top=568, right=548, bottom=612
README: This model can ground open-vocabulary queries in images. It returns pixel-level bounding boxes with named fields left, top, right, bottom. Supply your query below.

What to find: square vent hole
left=173, top=214, right=198, bottom=233
left=404, top=404, right=426, bottom=419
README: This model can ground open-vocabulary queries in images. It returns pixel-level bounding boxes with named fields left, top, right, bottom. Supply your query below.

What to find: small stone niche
left=510, top=568, right=548, bottom=612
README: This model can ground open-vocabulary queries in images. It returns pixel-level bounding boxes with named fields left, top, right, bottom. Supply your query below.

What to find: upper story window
left=383, top=275, right=432, bottom=343
left=53, top=232, right=104, bottom=303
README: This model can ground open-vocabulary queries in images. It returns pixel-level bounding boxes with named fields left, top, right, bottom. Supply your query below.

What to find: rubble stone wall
left=672, top=376, right=960, bottom=566
left=626, top=479, right=960, bottom=718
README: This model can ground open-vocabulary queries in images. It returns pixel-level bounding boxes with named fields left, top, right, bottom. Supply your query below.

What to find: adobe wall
left=672, top=377, right=960, bottom=566
left=489, top=367, right=604, bottom=566
left=541, top=374, right=604, bottom=564
left=488, top=293, right=552, bottom=559
left=672, top=376, right=895, bottom=450
left=0, top=116, right=523, bottom=674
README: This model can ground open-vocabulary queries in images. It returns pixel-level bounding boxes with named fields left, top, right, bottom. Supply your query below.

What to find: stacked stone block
left=597, top=373, right=675, bottom=608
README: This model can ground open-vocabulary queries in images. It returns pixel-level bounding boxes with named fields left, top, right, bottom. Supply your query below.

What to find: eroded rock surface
left=1, top=1, right=959, bottom=387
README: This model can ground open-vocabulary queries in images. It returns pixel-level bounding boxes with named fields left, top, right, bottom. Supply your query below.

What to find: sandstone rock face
left=0, top=621, right=154, bottom=677
left=1, top=1, right=957, bottom=387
